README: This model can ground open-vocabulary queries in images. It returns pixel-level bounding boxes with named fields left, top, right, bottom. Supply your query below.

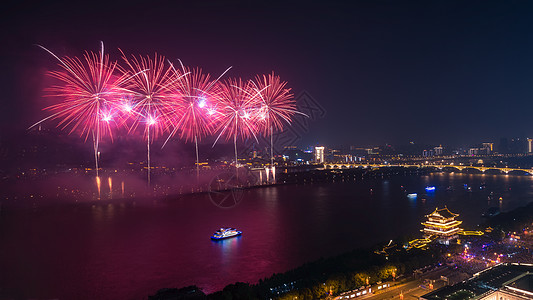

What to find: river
left=1, top=172, right=532, bottom=299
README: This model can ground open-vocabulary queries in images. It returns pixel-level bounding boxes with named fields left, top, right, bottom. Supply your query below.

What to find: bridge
left=322, top=163, right=533, bottom=175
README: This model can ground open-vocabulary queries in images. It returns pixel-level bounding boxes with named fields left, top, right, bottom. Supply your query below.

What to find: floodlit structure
left=315, top=146, right=325, bottom=163
left=421, top=207, right=462, bottom=245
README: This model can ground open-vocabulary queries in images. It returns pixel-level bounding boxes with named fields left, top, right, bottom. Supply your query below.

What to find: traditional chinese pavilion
left=421, top=207, right=462, bottom=245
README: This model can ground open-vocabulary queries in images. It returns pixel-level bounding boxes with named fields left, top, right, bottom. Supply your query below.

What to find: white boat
left=211, top=227, right=242, bottom=240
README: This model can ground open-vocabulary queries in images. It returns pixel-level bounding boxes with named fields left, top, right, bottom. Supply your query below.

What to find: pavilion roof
left=427, top=206, right=458, bottom=219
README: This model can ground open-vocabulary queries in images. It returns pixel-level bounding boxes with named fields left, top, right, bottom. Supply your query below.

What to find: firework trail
left=120, top=51, right=176, bottom=185
left=212, top=78, right=262, bottom=176
left=165, top=60, right=232, bottom=180
left=30, top=42, right=129, bottom=177
left=32, top=44, right=307, bottom=188
left=252, top=72, right=302, bottom=179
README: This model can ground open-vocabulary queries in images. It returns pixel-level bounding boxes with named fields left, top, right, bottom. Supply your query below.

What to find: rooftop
left=501, top=273, right=533, bottom=298
left=421, top=263, right=533, bottom=300
left=428, top=206, right=459, bottom=219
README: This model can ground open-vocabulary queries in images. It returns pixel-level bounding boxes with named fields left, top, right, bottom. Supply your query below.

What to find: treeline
left=259, top=247, right=439, bottom=300
left=149, top=246, right=441, bottom=300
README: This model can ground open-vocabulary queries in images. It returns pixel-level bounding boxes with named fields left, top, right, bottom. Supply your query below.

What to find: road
left=335, top=266, right=458, bottom=300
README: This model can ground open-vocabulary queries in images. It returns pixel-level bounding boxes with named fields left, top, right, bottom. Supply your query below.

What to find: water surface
left=1, top=173, right=532, bottom=299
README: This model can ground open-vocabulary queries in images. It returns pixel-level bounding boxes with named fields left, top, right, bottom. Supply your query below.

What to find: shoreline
left=0, top=166, right=430, bottom=211
left=1, top=166, right=530, bottom=213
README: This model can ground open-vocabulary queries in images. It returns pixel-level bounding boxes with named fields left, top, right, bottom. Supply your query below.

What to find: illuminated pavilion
left=421, top=206, right=462, bottom=245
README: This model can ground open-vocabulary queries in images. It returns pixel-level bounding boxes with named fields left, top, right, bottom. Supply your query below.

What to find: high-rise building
left=527, top=138, right=533, bottom=153
left=434, top=146, right=444, bottom=156
left=314, top=146, right=325, bottom=163
left=469, top=148, right=481, bottom=156
left=482, top=142, right=493, bottom=154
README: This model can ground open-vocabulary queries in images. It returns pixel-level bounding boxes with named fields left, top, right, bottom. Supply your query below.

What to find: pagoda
left=421, top=206, right=462, bottom=245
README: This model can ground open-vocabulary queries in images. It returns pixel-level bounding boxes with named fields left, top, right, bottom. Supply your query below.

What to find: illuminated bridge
left=322, top=163, right=533, bottom=175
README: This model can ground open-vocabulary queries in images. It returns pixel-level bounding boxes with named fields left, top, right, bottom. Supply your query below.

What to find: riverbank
left=149, top=241, right=442, bottom=300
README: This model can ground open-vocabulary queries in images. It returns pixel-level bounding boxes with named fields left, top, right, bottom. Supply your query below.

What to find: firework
left=164, top=60, right=231, bottom=179
left=30, top=42, right=129, bottom=177
left=166, top=62, right=221, bottom=142
left=252, top=72, right=299, bottom=173
left=32, top=44, right=307, bottom=187
left=120, top=51, right=176, bottom=137
left=120, top=51, right=176, bottom=184
left=213, top=78, right=262, bottom=173
left=253, top=72, right=297, bottom=134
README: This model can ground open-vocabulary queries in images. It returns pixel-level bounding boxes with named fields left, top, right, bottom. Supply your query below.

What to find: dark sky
left=2, top=0, right=533, bottom=147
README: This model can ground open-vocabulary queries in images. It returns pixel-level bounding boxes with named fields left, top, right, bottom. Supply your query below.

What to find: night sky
left=2, top=0, right=533, bottom=147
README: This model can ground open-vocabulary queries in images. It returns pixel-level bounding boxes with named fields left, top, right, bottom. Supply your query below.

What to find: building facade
left=421, top=207, right=462, bottom=245
left=482, top=142, right=494, bottom=154
left=434, top=146, right=444, bottom=156
left=314, top=146, right=325, bottom=163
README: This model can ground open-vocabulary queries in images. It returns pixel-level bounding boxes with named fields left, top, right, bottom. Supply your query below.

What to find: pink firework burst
left=31, top=42, right=129, bottom=176
left=120, top=51, right=177, bottom=184
left=32, top=42, right=127, bottom=141
left=119, top=51, right=176, bottom=140
left=251, top=72, right=300, bottom=167
left=212, top=78, right=261, bottom=145
left=252, top=72, right=297, bottom=135
left=164, top=61, right=231, bottom=179
left=212, top=78, right=262, bottom=169
left=166, top=62, right=221, bottom=143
